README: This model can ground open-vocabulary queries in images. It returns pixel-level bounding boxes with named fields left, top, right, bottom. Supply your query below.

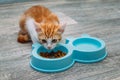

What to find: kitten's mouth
left=43, top=46, right=53, bottom=50
left=47, top=47, right=52, bottom=50
left=47, top=48, right=54, bottom=50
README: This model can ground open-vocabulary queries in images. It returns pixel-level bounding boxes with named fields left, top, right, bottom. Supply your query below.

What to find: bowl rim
left=30, top=59, right=75, bottom=72
left=74, top=51, right=107, bottom=63
left=32, top=44, right=73, bottom=61
left=72, top=37, right=106, bottom=52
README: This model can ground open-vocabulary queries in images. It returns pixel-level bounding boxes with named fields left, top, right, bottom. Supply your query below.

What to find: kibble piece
left=54, top=51, right=64, bottom=58
left=40, top=52, right=51, bottom=58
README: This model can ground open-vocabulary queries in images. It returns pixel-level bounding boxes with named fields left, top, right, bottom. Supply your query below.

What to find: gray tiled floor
left=0, top=0, right=120, bottom=80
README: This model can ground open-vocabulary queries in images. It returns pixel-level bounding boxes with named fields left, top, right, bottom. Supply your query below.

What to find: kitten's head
left=35, top=22, right=66, bottom=50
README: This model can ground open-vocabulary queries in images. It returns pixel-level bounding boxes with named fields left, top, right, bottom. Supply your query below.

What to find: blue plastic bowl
left=30, top=34, right=107, bottom=72
left=30, top=43, right=74, bottom=72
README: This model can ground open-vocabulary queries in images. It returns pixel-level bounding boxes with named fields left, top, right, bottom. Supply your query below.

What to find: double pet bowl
left=30, top=34, right=107, bottom=72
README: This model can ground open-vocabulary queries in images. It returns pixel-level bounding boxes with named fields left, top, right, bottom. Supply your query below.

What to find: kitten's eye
left=52, top=39, right=57, bottom=43
left=41, top=39, right=47, bottom=43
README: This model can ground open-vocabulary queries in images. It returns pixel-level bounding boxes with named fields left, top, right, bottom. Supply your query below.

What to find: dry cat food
left=40, top=50, right=66, bottom=58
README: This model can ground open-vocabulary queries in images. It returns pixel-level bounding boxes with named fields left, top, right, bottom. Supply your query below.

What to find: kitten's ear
left=58, top=23, right=66, bottom=34
left=34, top=22, right=41, bottom=32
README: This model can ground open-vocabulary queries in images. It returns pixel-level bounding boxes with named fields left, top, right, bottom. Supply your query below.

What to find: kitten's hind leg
left=17, top=14, right=31, bottom=43
left=17, top=30, right=31, bottom=43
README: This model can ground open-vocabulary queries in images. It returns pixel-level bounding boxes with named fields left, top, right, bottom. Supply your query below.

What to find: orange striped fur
left=17, top=5, right=66, bottom=50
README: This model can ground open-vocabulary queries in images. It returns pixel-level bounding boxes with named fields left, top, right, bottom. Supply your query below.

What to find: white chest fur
left=25, top=18, right=39, bottom=43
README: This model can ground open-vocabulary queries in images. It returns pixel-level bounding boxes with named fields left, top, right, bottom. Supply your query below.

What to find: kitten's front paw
left=17, top=34, right=30, bottom=43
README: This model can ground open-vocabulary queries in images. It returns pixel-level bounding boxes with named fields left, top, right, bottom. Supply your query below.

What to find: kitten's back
left=24, top=5, right=59, bottom=23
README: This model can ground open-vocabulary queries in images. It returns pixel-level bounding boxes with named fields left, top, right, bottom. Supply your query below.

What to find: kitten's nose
left=47, top=46, right=51, bottom=50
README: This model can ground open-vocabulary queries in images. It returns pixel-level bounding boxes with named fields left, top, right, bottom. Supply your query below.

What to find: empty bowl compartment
left=73, top=38, right=102, bottom=51
left=72, top=37, right=107, bottom=63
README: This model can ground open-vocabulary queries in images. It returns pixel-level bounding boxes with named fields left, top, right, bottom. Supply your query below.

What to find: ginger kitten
left=17, top=5, right=66, bottom=50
